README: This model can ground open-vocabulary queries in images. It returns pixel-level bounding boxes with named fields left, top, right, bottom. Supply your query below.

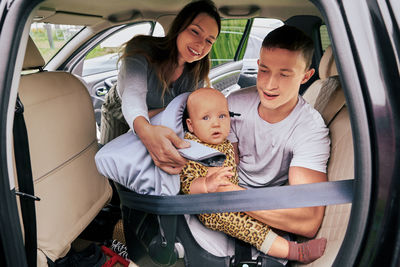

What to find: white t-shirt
left=228, top=86, right=330, bottom=187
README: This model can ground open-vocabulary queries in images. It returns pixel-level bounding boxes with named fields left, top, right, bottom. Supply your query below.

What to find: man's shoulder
left=296, top=96, right=327, bottom=128
left=289, top=96, right=329, bottom=142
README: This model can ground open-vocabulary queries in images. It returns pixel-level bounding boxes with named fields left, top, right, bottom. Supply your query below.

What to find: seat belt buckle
left=15, top=97, right=24, bottom=114
left=15, top=191, right=40, bottom=201
left=231, top=261, right=259, bottom=267
left=229, top=111, right=241, bottom=117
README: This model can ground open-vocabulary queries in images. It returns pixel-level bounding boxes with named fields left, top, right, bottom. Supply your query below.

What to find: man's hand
left=205, top=167, right=234, bottom=193
left=134, top=116, right=189, bottom=174
left=216, top=166, right=327, bottom=238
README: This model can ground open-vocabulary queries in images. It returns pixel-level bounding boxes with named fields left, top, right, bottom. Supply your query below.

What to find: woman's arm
left=119, top=56, right=151, bottom=128
left=134, top=117, right=189, bottom=174
left=119, top=56, right=188, bottom=174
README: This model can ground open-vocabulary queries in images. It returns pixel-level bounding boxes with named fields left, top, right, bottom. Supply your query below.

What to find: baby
left=180, top=88, right=326, bottom=263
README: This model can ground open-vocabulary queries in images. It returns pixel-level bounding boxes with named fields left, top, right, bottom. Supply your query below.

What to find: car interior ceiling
left=34, top=0, right=321, bottom=24
left=12, top=0, right=354, bottom=266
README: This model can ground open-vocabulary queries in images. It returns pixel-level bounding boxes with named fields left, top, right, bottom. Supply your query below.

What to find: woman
left=100, top=0, right=221, bottom=175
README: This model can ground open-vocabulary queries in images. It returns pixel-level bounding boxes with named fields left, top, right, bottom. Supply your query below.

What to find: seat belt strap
left=118, top=179, right=353, bottom=215
left=13, top=96, right=39, bottom=267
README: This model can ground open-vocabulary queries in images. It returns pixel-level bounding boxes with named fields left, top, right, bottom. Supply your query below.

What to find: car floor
left=72, top=219, right=185, bottom=267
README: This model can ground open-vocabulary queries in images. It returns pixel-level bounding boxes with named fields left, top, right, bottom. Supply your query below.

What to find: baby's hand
left=205, top=166, right=234, bottom=193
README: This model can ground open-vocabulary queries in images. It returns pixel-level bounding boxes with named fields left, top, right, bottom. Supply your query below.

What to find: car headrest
left=317, top=82, right=346, bottom=125
left=314, top=45, right=345, bottom=125
left=318, top=45, right=338, bottom=79
left=23, top=35, right=45, bottom=70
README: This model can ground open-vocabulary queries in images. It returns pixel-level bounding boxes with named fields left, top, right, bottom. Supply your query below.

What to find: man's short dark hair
left=262, top=25, right=314, bottom=69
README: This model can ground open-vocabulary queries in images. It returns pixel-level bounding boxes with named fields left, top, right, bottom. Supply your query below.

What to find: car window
left=82, top=22, right=159, bottom=76
left=209, top=19, right=248, bottom=68
left=152, top=22, right=165, bottom=37
left=209, top=18, right=283, bottom=72
left=30, top=23, right=84, bottom=63
left=241, top=18, right=283, bottom=74
left=320, top=25, right=331, bottom=52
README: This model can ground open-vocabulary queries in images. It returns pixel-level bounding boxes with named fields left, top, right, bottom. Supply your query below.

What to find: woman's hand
left=205, top=166, right=234, bottom=193
left=134, top=116, right=189, bottom=174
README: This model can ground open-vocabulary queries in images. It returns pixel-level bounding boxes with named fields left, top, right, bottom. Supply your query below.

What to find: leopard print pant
left=180, top=132, right=272, bottom=251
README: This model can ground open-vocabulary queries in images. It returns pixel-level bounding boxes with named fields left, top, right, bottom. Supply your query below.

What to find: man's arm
left=245, top=167, right=326, bottom=238
left=217, top=167, right=326, bottom=238
left=225, top=143, right=326, bottom=238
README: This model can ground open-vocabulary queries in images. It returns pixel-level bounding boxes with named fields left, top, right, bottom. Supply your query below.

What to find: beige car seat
left=17, top=36, right=112, bottom=266
left=295, top=46, right=354, bottom=266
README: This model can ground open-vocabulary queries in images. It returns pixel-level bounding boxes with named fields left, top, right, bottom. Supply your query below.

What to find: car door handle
left=105, top=77, right=117, bottom=88
left=96, top=87, right=109, bottom=97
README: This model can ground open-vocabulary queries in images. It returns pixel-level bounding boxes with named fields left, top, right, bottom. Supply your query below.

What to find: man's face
left=256, top=47, right=314, bottom=121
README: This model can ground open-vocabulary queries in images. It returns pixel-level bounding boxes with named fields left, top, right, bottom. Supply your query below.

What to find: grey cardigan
left=118, top=55, right=199, bottom=131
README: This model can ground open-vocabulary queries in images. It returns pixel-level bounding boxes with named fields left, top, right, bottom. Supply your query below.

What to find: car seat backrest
left=16, top=36, right=112, bottom=266
left=297, top=46, right=354, bottom=267
left=303, top=46, right=339, bottom=116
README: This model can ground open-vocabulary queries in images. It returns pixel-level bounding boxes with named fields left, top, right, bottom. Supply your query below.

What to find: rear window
left=30, top=23, right=84, bottom=63
left=82, top=22, right=156, bottom=76
left=320, top=25, right=331, bottom=52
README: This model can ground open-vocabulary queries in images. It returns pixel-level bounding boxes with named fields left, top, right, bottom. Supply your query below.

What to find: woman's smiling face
left=176, top=13, right=219, bottom=66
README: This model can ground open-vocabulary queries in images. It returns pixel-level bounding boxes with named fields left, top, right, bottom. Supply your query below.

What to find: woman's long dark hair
left=121, top=0, right=221, bottom=98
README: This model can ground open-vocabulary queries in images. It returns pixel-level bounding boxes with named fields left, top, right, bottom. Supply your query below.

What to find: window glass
left=152, top=22, right=165, bottom=37
left=82, top=22, right=155, bottom=76
left=242, top=18, right=283, bottom=73
left=209, top=18, right=283, bottom=71
left=30, top=23, right=84, bottom=63
left=320, top=25, right=331, bottom=52
left=209, top=19, right=248, bottom=68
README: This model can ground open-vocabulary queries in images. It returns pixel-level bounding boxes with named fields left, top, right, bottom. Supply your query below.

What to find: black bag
left=48, top=243, right=106, bottom=267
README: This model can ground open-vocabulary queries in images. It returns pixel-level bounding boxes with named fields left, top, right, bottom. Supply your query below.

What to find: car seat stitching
left=33, top=139, right=98, bottom=184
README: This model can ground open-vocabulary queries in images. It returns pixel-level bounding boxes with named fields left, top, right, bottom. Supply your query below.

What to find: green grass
left=30, top=27, right=82, bottom=63
left=210, top=19, right=248, bottom=67
left=85, top=46, right=120, bottom=60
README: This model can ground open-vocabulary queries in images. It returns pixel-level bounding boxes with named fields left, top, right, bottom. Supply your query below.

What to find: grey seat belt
left=117, top=179, right=353, bottom=215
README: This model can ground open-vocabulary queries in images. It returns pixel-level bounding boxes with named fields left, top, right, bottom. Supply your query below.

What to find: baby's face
left=186, top=90, right=230, bottom=145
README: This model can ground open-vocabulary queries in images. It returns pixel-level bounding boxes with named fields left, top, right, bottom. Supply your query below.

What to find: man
left=186, top=25, right=330, bottom=261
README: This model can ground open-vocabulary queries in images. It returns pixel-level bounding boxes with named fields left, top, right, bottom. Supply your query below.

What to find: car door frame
left=0, top=0, right=45, bottom=266
left=314, top=0, right=400, bottom=266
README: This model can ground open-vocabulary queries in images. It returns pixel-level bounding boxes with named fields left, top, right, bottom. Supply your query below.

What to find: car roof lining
left=34, top=10, right=105, bottom=25
left=33, top=0, right=322, bottom=26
